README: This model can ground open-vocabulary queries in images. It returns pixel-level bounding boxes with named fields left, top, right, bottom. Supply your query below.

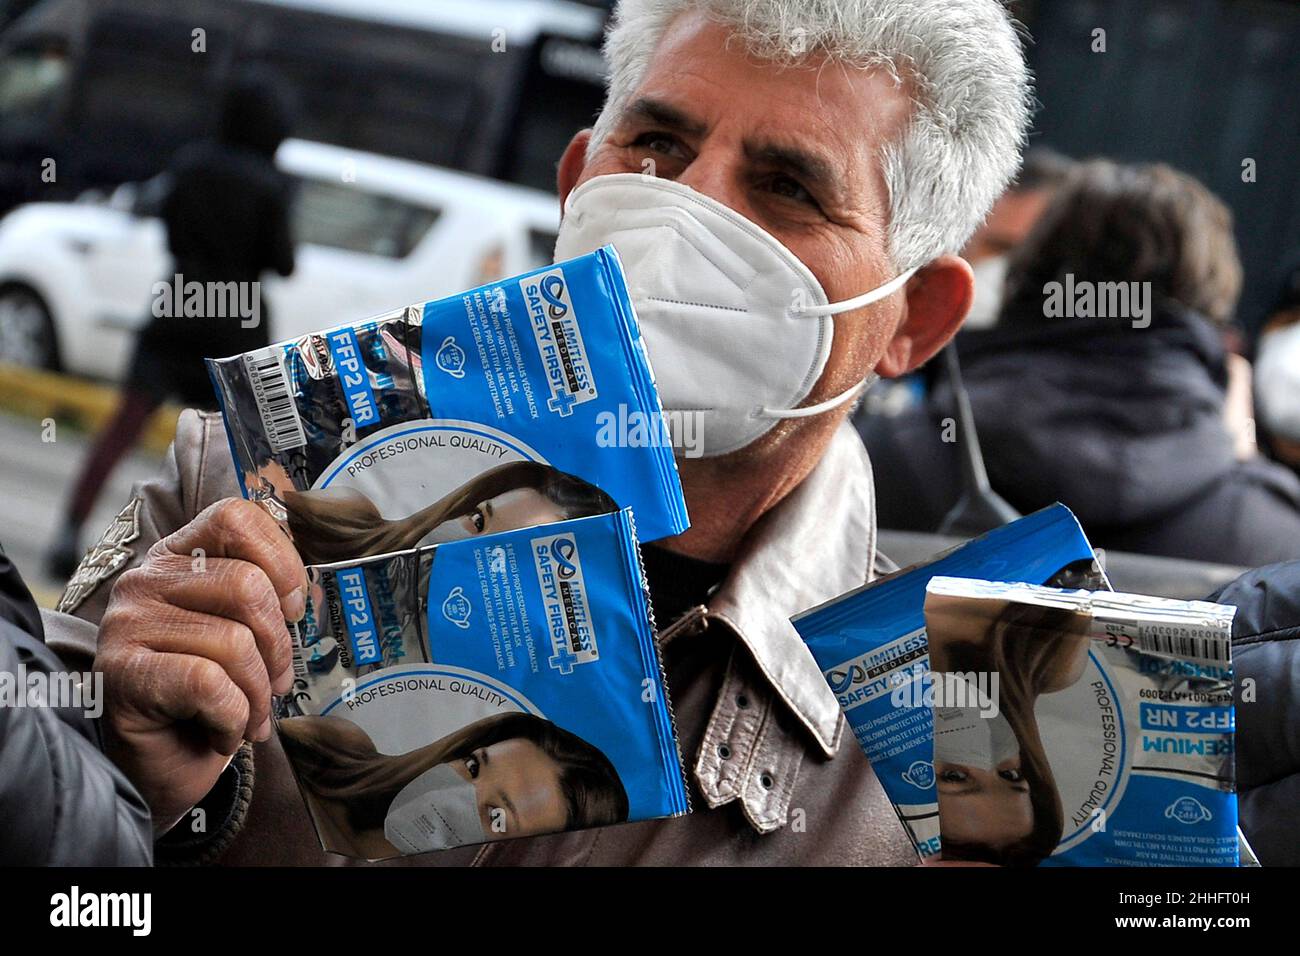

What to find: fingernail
left=255, top=716, right=272, bottom=742
left=284, top=586, right=306, bottom=622
left=273, top=666, right=294, bottom=697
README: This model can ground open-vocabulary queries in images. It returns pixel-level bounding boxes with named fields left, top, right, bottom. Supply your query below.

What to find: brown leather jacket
left=44, top=410, right=916, bottom=866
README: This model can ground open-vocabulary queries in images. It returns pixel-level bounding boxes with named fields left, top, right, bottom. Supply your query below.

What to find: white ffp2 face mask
left=384, top=761, right=486, bottom=854
left=1255, top=322, right=1300, bottom=443
left=933, top=705, right=1020, bottom=771
left=553, top=173, right=918, bottom=457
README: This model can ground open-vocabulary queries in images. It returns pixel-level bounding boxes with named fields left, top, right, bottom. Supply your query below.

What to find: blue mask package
left=206, top=246, right=688, bottom=567
left=923, top=577, right=1237, bottom=867
left=793, top=504, right=1103, bottom=859
left=277, top=507, right=690, bottom=860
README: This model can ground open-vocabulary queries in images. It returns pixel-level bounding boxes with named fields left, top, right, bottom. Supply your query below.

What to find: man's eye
left=999, top=768, right=1025, bottom=783
left=471, top=508, right=486, bottom=533
left=940, top=768, right=968, bottom=783
left=767, top=174, right=814, bottom=205
left=465, top=755, right=480, bottom=779
left=631, top=131, right=683, bottom=158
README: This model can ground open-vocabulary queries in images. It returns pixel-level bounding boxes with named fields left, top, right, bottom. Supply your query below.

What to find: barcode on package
left=244, top=348, right=306, bottom=453
left=288, top=619, right=308, bottom=678
left=1135, top=624, right=1231, bottom=666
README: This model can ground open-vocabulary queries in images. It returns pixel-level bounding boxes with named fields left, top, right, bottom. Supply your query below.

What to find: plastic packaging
left=206, top=246, right=689, bottom=567
left=278, top=507, right=689, bottom=859
left=794, top=504, right=1103, bottom=858
left=923, top=576, right=1236, bottom=866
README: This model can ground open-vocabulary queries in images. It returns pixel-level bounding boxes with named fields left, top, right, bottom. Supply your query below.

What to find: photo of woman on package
left=279, top=711, right=630, bottom=859
left=253, top=460, right=618, bottom=565
left=928, top=559, right=1103, bottom=867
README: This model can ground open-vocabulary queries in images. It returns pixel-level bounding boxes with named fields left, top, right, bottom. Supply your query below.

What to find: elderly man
left=45, top=0, right=1030, bottom=865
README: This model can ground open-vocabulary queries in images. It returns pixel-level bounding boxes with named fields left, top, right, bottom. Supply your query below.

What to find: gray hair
left=588, top=0, right=1033, bottom=271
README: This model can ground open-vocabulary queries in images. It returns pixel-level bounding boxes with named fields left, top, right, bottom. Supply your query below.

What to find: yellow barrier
left=0, top=362, right=181, bottom=455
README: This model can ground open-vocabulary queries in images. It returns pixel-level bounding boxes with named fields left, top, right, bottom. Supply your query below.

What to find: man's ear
left=876, top=255, right=974, bottom=377
left=557, top=129, right=594, bottom=207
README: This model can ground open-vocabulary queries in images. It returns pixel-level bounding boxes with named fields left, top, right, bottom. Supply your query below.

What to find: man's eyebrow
left=744, top=139, right=844, bottom=200
left=623, top=97, right=708, bottom=137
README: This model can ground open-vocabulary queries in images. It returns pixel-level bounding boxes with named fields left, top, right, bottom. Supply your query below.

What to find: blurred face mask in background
left=384, top=761, right=486, bottom=853
left=964, top=254, right=1009, bottom=329
left=1255, top=322, right=1300, bottom=442
left=554, top=173, right=917, bottom=457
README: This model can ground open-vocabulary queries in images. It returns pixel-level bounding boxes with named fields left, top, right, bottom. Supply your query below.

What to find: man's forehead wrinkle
left=812, top=54, right=857, bottom=106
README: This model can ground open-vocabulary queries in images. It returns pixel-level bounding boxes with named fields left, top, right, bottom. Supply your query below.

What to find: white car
left=0, top=138, right=561, bottom=379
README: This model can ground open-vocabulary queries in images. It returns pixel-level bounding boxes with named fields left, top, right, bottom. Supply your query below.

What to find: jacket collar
left=704, top=421, right=879, bottom=758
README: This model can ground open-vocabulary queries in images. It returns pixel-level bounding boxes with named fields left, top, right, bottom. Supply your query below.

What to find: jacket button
left=718, top=743, right=732, bottom=759
left=759, top=772, right=774, bottom=789
left=736, top=693, right=749, bottom=709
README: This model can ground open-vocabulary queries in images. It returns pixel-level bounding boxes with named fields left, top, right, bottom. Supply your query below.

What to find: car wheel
left=0, top=285, right=59, bottom=370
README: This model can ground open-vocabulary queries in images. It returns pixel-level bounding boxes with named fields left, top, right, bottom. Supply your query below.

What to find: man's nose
left=672, top=149, right=750, bottom=222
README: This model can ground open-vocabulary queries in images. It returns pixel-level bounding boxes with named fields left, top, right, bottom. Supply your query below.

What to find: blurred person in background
left=1, top=545, right=152, bottom=865
left=47, top=72, right=296, bottom=579
left=1206, top=556, right=1300, bottom=866
left=1254, top=254, right=1300, bottom=476
left=868, top=159, right=1300, bottom=565
left=960, top=146, right=1075, bottom=329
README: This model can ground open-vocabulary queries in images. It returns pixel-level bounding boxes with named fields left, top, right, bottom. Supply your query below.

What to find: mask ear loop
left=793, top=266, right=919, bottom=317
left=760, top=373, right=879, bottom=419
left=760, top=265, right=919, bottom=419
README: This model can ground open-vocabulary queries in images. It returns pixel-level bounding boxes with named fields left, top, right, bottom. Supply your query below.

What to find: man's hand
left=96, top=498, right=308, bottom=835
